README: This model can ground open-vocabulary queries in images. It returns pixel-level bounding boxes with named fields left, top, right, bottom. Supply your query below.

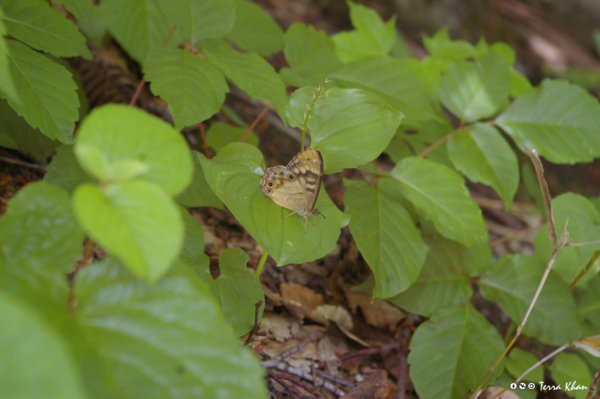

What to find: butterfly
left=260, top=148, right=325, bottom=233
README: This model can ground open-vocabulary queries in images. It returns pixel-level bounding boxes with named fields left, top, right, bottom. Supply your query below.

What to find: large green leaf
left=391, top=157, right=486, bottom=246
left=279, top=23, right=342, bottom=87
left=74, top=259, right=267, bottom=399
left=505, top=348, right=543, bottom=383
left=225, top=0, right=283, bottom=57
left=54, top=0, right=93, bottom=21
left=575, top=275, right=600, bottom=336
left=158, top=0, right=234, bottom=44
left=479, top=254, right=582, bottom=345
left=0, top=291, right=87, bottom=399
left=423, top=29, right=477, bottom=61
left=330, top=55, right=438, bottom=128
left=388, top=234, right=473, bottom=317
left=0, top=98, right=59, bottom=161
left=0, top=9, right=17, bottom=102
left=144, top=47, right=228, bottom=130
left=408, top=304, right=505, bottom=399
left=448, top=123, right=518, bottom=209
left=0, top=40, right=79, bottom=143
left=0, top=0, right=91, bottom=58
left=102, top=0, right=176, bottom=64
left=45, top=145, right=95, bottom=193
left=496, top=79, right=600, bottom=164
left=175, top=151, right=222, bottom=209
left=75, top=104, right=193, bottom=196
left=199, top=143, right=346, bottom=266
left=0, top=182, right=84, bottom=305
left=344, top=179, right=427, bottom=298
left=438, top=53, right=510, bottom=123
left=187, top=248, right=264, bottom=336
left=73, top=181, right=183, bottom=283
left=179, top=207, right=205, bottom=260
left=552, top=193, right=600, bottom=262
left=306, top=87, right=404, bottom=173
left=549, top=353, right=592, bottom=399
left=203, top=40, right=288, bottom=119
left=205, top=121, right=258, bottom=153
left=332, top=1, right=395, bottom=63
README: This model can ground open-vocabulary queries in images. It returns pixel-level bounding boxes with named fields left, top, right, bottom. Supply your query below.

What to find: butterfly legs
left=283, top=211, right=322, bottom=234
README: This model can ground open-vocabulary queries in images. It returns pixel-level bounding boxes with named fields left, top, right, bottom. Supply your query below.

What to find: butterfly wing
left=286, top=148, right=323, bottom=214
left=260, top=165, right=307, bottom=213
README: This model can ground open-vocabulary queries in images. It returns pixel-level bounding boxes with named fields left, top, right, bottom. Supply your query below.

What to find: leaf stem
left=239, top=103, right=271, bottom=143
left=199, top=122, right=210, bottom=159
left=254, top=250, right=269, bottom=277
left=300, top=84, right=327, bottom=151
left=418, top=133, right=451, bottom=158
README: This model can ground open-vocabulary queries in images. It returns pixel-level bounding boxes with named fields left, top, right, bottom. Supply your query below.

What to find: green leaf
left=496, top=79, right=600, bottom=163
left=307, top=88, right=404, bottom=173
left=533, top=224, right=589, bottom=288
left=575, top=275, right=600, bottom=336
left=423, top=28, right=477, bottom=61
left=388, top=234, right=473, bottom=317
left=199, top=143, right=346, bottom=266
left=448, top=123, right=519, bottom=209
left=391, top=157, right=486, bottom=246
left=553, top=193, right=600, bottom=262
left=158, top=0, right=234, bottom=44
left=175, top=151, right=223, bottom=208
left=144, top=47, right=228, bottom=130
left=332, top=1, right=396, bottom=63
left=206, top=121, right=258, bottom=153
left=279, top=23, right=342, bottom=87
left=0, top=182, right=84, bottom=304
left=438, top=53, right=510, bottom=123
left=0, top=40, right=79, bottom=143
left=179, top=206, right=205, bottom=260
left=0, top=291, right=87, bottom=399
left=466, top=233, right=493, bottom=276
left=45, top=145, right=95, bottom=193
left=408, top=304, right=505, bottom=399
left=0, top=9, right=18, bottom=102
left=74, top=259, right=268, bottom=399
left=549, top=353, right=592, bottom=399
left=344, top=179, right=427, bottom=298
left=225, top=0, right=283, bottom=57
left=0, top=0, right=91, bottom=59
left=74, top=104, right=193, bottom=196
left=330, top=55, right=438, bottom=128
left=505, top=348, right=543, bottom=383
left=54, top=0, right=93, bottom=21
left=385, top=117, right=453, bottom=164
left=73, top=181, right=183, bottom=283
left=0, top=98, right=59, bottom=161
left=203, top=41, right=288, bottom=119
left=187, top=248, right=264, bottom=336
left=479, top=254, right=582, bottom=345
left=102, top=0, right=177, bottom=64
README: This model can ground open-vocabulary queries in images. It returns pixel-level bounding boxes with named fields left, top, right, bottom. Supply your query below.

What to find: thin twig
left=418, top=133, right=451, bottom=158
left=271, top=372, right=322, bottom=398
left=244, top=300, right=263, bottom=345
left=265, top=362, right=347, bottom=397
left=488, top=225, right=541, bottom=247
left=263, top=330, right=325, bottom=365
left=239, top=103, right=271, bottom=143
left=129, top=79, right=145, bottom=106
left=339, top=342, right=401, bottom=362
left=397, top=347, right=407, bottom=399
left=268, top=371, right=305, bottom=398
left=199, top=122, right=210, bottom=159
left=314, top=370, right=355, bottom=388
left=0, top=155, right=46, bottom=174
left=585, top=365, right=600, bottom=399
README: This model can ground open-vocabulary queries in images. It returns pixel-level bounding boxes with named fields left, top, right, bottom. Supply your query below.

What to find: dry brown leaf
left=346, top=370, right=390, bottom=399
left=261, top=284, right=282, bottom=306
left=308, top=304, right=353, bottom=329
left=259, top=312, right=301, bottom=342
left=346, top=291, right=405, bottom=330
left=280, top=282, right=324, bottom=320
left=318, top=337, right=341, bottom=376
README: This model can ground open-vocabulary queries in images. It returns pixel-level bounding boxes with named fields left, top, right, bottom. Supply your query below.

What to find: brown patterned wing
left=286, top=148, right=323, bottom=214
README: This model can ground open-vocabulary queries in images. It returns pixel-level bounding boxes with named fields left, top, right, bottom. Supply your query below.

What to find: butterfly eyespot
left=289, top=175, right=294, bottom=180
left=268, top=183, right=273, bottom=186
